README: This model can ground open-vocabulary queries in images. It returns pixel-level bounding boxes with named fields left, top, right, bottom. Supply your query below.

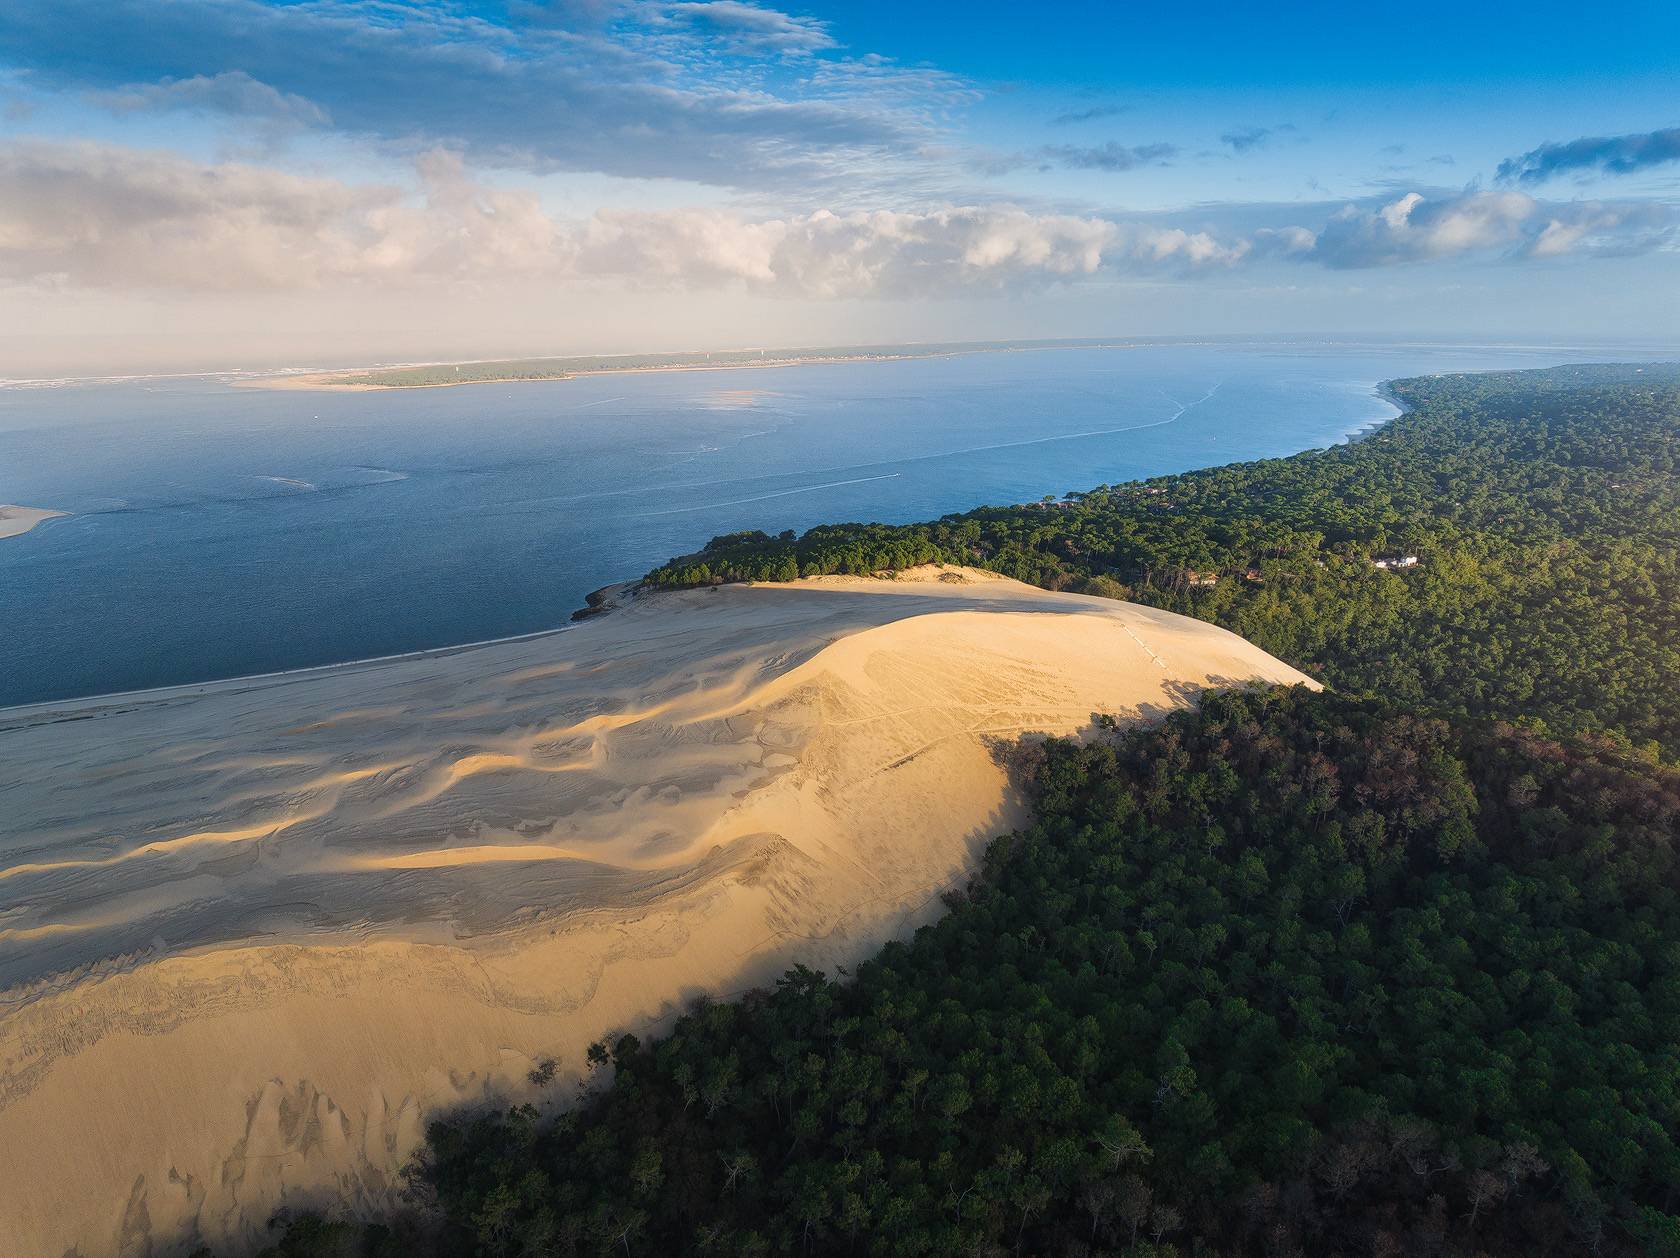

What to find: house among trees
left=1373, top=553, right=1420, bottom=570
left=1186, top=571, right=1219, bottom=587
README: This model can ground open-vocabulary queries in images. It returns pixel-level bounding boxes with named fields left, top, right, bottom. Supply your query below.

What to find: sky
left=0, top=0, right=1677, bottom=374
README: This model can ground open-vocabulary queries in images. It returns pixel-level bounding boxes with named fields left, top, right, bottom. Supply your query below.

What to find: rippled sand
left=0, top=567, right=1314, bottom=1255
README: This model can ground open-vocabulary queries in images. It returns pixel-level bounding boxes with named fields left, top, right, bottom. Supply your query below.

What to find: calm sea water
left=0, top=341, right=1667, bottom=707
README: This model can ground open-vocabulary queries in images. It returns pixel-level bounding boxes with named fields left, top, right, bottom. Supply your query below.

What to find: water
left=0, top=340, right=1669, bottom=707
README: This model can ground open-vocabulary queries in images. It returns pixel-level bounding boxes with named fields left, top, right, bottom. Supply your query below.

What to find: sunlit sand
left=0, top=566, right=1314, bottom=1255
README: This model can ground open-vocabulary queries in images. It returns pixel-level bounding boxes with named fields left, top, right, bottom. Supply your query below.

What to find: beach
left=0, top=504, right=66, bottom=539
left=0, top=566, right=1313, bottom=1256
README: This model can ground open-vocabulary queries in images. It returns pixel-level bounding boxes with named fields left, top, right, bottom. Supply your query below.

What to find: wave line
left=635, top=473, right=903, bottom=517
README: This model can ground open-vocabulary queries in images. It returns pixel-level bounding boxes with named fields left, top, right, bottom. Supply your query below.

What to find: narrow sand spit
left=0, top=567, right=1315, bottom=1256
left=0, top=504, right=67, bottom=540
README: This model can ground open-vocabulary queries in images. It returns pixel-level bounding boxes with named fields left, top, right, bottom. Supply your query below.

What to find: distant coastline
left=0, top=505, right=67, bottom=541
left=245, top=337, right=1176, bottom=392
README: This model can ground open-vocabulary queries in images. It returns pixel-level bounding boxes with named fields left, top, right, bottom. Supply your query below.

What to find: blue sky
left=0, top=0, right=1676, bottom=372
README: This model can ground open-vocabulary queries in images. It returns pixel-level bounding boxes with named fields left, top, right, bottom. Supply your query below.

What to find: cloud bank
left=4, top=146, right=1671, bottom=301
left=0, top=143, right=1239, bottom=296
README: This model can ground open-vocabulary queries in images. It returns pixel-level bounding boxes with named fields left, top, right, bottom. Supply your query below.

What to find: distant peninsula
left=0, top=505, right=67, bottom=540
left=253, top=337, right=1172, bottom=391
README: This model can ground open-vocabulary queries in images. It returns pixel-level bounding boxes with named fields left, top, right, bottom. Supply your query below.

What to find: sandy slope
left=0, top=567, right=1314, bottom=1256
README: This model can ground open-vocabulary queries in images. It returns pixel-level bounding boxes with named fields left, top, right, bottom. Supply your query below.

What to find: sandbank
left=240, top=339, right=1157, bottom=393
left=0, top=504, right=67, bottom=539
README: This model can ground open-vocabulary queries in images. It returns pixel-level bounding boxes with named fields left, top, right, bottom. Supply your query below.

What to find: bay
left=0, top=339, right=1666, bottom=706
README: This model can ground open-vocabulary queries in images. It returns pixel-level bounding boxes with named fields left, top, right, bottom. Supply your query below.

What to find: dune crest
left=0, top=567, right=1314, bottom=1256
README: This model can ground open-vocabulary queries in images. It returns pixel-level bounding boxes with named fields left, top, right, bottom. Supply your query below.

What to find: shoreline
left=0, top=615, right=584, bottom=723
left=0, top=378, right=1406, bottom=713
left=0, top=505, right=68, bottom=541
left=1344, top=379, right=1408, bottom=443
left=0, top=582, right=641, bottom=724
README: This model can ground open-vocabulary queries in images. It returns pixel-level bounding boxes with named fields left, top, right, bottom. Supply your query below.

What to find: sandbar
left=0, top=504, right=66, bottom=539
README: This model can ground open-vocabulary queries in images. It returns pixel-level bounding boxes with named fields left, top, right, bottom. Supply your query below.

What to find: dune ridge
left=0, top=567, right=1314, bottom=1256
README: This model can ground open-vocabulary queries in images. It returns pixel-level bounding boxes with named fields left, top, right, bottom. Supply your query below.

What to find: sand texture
left=0, top=505, right=67, bottom=540
left=0, top=567, right=1315, bottom=1256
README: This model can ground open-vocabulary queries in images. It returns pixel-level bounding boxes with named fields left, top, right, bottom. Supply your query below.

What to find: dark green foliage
left=282, top=689, right=1680, bottom=1257
left=648, top=521, right=949, bottom=587
left=252, top=1213, right=411, bottom=1257
left=647, top=363, right=1680, bottom=757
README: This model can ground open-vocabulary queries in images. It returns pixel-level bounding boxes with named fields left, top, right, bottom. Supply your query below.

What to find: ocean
left=0, top=339, right=1667, bottom=707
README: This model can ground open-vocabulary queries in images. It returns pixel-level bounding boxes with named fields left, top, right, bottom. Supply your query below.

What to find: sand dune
left=0, top=567, right=1314, bottom=1256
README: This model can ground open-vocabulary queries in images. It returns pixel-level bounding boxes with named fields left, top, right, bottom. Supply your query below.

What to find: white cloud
left=1252, top=225, right=1317, bottom=257
left=0, top=141, right=397, bottom=290
left=1529, top=218, right=1590, bottom=258
left=1131, top=227, right=1245, bottom=266
left=1523, top=203, right=1678, bottom=259
left=1378, top=192, right=1424, bottom=231
left=1300, top=188, right=1680, bottom=267
left=1310, top=190, right=1537, bottom=267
